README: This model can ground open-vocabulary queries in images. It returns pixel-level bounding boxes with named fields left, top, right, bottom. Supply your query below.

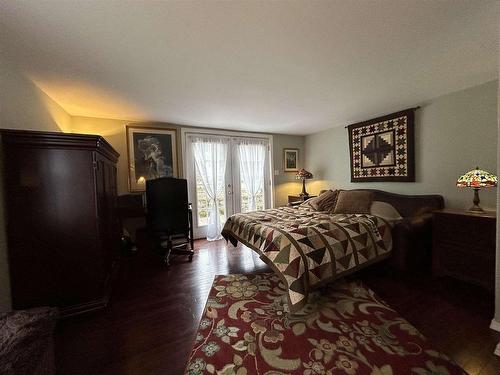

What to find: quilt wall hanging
left=347, top=108, right=417, bottom=182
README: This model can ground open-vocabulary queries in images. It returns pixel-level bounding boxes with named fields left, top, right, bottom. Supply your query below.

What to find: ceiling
left=0, top=1, right=497, bottom=135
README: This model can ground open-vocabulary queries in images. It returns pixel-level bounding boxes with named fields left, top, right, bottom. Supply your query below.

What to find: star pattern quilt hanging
left=348, top=108, right=416, bottom=182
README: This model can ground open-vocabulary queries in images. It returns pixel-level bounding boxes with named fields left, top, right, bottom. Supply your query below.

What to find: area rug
left=184, top=273, right=466, bottom=375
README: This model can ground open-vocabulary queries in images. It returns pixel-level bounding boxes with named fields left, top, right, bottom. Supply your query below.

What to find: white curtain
left=237, top=139, right=267, bottom=212
left=191, top=136, right=228, bottom=241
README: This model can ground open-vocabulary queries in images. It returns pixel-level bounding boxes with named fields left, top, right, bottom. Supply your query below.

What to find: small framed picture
left=283, top=148, right=299, bottom=172
left=126, top=126, right=178, bottom=192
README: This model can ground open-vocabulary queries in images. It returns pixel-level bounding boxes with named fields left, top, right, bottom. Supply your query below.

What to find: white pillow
left=370, top=201, right=403, bottom=224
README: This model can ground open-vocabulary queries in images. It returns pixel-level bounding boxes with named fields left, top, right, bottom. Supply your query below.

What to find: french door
left=185, top=133, right=272, bottom=239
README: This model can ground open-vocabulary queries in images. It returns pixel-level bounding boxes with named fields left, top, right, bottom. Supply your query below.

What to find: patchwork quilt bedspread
left=221, top=206, right=392, bottom=313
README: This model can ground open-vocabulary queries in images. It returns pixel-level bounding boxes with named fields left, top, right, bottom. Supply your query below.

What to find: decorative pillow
left=301, top=190, right=340, bottom=211
left=299, top=190, right=326, bottom=210
left=370, top=201, right=403, bottom=223
left=299, top=196, right=319, bottom=210
left=315, top=190, right=340, bottom=211
left=333, top=190, right=374, bottom=214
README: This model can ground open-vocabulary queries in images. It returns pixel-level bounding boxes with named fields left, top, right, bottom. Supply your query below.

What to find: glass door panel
left=194, top=167, right=227, bottom=226
left=235, top=139, right=269, bottom=213
left=239, top=179, right=265, bottom=213
left=186, top=133, right=271, bottom=239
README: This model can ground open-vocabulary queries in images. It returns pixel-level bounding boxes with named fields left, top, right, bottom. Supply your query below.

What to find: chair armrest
left=394, top=212, right=433, bottom=234
left=407, top=212, right=433, bottom=230
left=391, top=213, right=434, bottom=272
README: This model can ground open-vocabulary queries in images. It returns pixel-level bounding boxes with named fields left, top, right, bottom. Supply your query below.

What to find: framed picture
left=126, top=126, right=178, bottom=192
left=283, top=148, right=299, bottom=172
left=347, top=108, right=416, bottom=182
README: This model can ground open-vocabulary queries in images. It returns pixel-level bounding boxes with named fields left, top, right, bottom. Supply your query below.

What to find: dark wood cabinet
left=1, top=130, right=120, bottom=316
left=432, top=209, right=496, bottom=291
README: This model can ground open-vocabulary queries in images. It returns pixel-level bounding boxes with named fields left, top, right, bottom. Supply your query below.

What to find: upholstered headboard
left=359, top=189, right=444, bottom=218
left=320, top=189, right=444, bottom=218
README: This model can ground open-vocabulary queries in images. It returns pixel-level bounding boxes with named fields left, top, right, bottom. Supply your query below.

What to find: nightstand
left=432, top=209, right=496, bottom=291
left=288, top=195, right=316, bottom=206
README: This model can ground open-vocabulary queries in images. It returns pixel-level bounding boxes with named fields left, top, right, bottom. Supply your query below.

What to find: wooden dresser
left=432, top=209, right=496, bottom=291
left=1, top=130, right=120, bottom=316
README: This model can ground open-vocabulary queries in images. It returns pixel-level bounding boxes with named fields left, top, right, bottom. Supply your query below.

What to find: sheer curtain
left=237, top=139, right=267, bottom=212
left=191, top=136, right=228, bottom=241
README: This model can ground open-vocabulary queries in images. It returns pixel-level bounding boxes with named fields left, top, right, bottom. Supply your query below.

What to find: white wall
left=305, top=81, right=498, bottom=211
left=0, top=141, right=8, bottom=313
left=0, top=57, right=72, bottom=312
left=494, top=57, right=500, bottom=324
left=0, top=61, right=72, bottom=133
left=2, top=54, right=495, bottom=314
left=71, top=116, right=305, bottom=207
left=0, top=60, right=305, bottom=310
left=269, top=134, right=305, bottom=207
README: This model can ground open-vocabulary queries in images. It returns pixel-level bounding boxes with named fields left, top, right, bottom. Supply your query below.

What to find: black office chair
left=146, top=177, right=194, bottom=266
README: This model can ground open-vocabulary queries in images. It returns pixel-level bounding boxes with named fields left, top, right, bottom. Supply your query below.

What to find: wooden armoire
left=1, top=130, right=120, bottom=317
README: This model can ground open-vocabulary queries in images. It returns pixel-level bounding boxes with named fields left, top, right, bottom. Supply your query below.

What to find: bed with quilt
left=222, top=189, right=444, bottom=313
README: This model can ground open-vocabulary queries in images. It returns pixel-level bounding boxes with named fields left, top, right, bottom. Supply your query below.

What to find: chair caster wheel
left=162, top=256, right=170, bottom=267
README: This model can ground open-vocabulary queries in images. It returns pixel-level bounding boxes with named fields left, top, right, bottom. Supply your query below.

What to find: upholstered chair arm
left=390, top=213, right=435, bottom=272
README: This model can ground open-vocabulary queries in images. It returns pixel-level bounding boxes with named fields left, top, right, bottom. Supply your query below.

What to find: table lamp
left=295, top=169, right=313, bottom=197
left=457, top=167, right=497, bottom=211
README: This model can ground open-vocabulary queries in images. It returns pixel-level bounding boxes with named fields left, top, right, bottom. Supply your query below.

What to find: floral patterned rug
left=184, top=274, right=466, bottom=375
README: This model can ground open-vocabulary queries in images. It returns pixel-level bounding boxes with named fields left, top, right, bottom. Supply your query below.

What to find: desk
left=117, top=193, right=145, bottom=219
left=117, top=194, right=194, bottom=249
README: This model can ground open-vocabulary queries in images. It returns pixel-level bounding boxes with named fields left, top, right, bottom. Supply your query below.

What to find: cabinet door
left=5, top=146, right=98, bottom=308
left=94, top=152, right=120, bottom=281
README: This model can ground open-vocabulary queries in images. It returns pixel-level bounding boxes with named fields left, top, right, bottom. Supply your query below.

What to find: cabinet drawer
left=434, top=214, right=495, bottom=250
left=438, top=243, right=494, bottom=290
left=434, top=239, right=491, bottom=256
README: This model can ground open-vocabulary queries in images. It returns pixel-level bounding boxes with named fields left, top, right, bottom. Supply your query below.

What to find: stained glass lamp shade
left=457, top=167, right=497, bottom=211
left=295, top=169, right=313, bottom=197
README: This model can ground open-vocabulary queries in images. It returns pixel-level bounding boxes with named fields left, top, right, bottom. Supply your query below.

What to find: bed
left=221, top=189, right=444, bottom=313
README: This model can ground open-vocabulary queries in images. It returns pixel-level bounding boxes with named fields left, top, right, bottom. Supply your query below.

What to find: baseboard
left=490, top=319, right=500, bottom=332
left=60, top=296, right=110, bottom=318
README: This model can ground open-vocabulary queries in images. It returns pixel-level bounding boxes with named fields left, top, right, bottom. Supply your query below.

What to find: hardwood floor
left=359, top=268, right=500, bottom=375
left=55, top=239, right=500, bottom=375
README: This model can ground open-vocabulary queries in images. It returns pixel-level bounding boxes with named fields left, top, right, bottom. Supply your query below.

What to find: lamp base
left=468, top=188, right=483, bottom=212
left=299, top=179, right=309, bottom=197
left=468, top=204, right=484, bottom=212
